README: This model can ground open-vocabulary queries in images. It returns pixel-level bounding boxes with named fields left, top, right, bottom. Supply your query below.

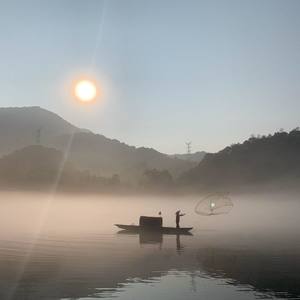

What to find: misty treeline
left=0, top=144, right=174, bottom=193
left=0, top=146, right=121, bottom=192
left=0, top=129, right=299, bottom=193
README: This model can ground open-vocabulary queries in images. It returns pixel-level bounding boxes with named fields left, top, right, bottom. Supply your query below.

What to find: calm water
left=0, top=192, right=299, bottom=300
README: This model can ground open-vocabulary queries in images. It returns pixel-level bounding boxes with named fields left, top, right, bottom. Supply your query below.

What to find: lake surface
left=0, top=191, right=299, bottom=300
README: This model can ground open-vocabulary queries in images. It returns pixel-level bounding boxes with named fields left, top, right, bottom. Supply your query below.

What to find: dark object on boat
left=115, top=216, right=192, bottom=235
left=139, top=216, right=162, bottom=228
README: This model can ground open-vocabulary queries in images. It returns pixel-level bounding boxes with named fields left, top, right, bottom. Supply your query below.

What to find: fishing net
left=195, top=193, right=233, bottom=216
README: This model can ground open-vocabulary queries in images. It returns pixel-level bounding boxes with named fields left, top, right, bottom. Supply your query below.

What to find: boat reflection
left=139, top=231, right=163, bottom=245
left=117, top=230, right=191, bottom=253
left=117, top=229, right=163, bottom=245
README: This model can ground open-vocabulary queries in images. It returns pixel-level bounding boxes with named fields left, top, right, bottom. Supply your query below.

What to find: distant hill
left=0, top=106, right=80, bottom=155
left=0, top=145, right=118, bottom=190
left=180, top=130, right=300, bottom=190
left=0, top=107, right=194, bottom=182
left=171, top=151, right=207, bottom=163
left=0, top=145, right=78, bottom=188
left=50, top=132, right=195, bottom=180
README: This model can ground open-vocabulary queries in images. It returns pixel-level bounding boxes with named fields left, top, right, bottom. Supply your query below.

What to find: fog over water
left=0, top=192, right=299, bottom=299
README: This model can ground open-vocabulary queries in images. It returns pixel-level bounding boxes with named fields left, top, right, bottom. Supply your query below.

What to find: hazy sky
left=1, top=0, right=300, bottom=153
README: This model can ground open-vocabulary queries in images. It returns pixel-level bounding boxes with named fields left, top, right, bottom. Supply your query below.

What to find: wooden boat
left=115, top=224, right=193, bottom=235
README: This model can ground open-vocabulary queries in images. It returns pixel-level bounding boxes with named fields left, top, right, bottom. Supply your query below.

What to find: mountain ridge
left=0, top=106, right=195, bottom=181
left=180, top=129, right=300, bottom=190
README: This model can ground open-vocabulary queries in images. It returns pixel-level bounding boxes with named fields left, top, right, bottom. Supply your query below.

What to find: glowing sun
left=75, top=80, right=97, bottom=102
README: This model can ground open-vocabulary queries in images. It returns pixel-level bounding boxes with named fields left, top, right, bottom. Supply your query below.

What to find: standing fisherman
left=175, top=210, right=185, bottom=228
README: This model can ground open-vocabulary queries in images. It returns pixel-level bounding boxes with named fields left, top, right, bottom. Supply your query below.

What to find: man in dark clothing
left=175, top=210, right=185, bottom=228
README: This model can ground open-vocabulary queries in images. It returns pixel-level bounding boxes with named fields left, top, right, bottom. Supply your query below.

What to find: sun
left=74, top=80, right=97, bottom=102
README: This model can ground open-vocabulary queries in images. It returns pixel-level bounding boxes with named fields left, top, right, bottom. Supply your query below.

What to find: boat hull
left=115, top=224, right=193, bottom=235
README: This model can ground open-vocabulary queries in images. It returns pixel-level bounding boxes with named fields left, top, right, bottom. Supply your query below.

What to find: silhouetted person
left=175, top=210, right=185, bottom=228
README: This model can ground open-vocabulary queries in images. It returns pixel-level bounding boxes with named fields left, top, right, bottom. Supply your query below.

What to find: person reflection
left=176, top=234, right=184, bottom=254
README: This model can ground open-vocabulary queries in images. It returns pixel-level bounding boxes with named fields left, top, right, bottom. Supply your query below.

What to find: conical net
left=195, top=193, right=233, bottom=216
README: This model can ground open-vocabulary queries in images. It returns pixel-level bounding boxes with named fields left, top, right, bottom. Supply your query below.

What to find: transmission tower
left=186, top=141, right=192, bottom=154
